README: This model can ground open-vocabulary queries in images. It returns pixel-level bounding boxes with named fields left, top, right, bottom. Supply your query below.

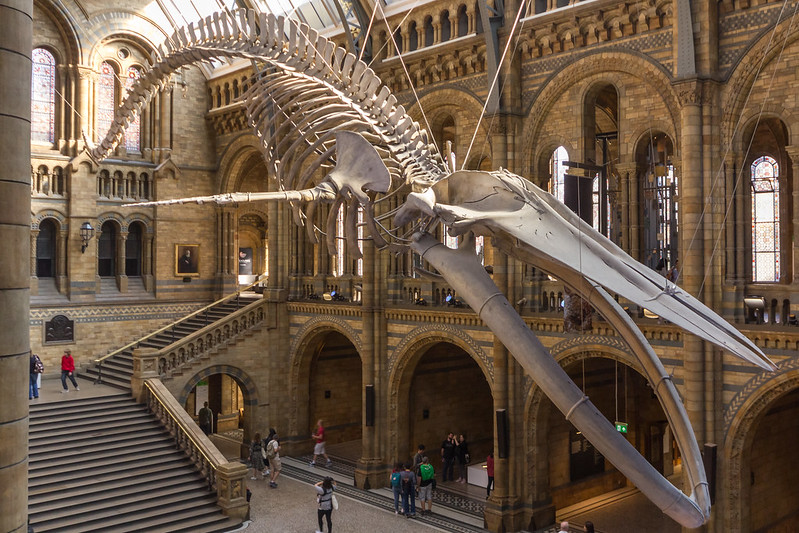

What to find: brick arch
left=628, top=122, right=678, bottom=158
left=523, top=339, right=640, bottom=508
left=31, top=209, right=68, bottom=231
left=97, top=212, right=125, bottom=231
left=177, top=364, right=260, bottom=407
left=218, top=134, right=264, bottom=194
left=722, top=359, right=799, bottom=532
left=122, top=213, right=153, bottom=233
left=288, top=317, right=362, bottom=439
left=408, top=87, right=491, bottom=139
left=387, top=324, right=492, bottom=462
left=35, top=0, right=84, bottom=64
left=530, top=134, right=576, bottom=185
left=730, top=105, right=796, bottom=152
left=522, top=50, right=680, bottom=174
left=83, top=11, right=170, bottom=65
left=722, top=18, right=799, bottom=147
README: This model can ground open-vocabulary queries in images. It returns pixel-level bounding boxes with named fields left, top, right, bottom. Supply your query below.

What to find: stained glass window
left=335, top=207, right=345, bottom=276
left=751, top=156, right=780, bottom=282
left=125, top=66, right=142, bottom=152
left=356, top=206, right=364, bottom=276
left=97, top=62, right=116, bottom=143
left=549, top=146, right=567, bottom=202
left=31, top=48, right=56, bottom=143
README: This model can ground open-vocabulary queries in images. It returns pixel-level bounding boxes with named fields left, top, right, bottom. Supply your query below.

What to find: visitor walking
left=314, top=476, right=337, bottom=533
left=310, top=419, right=332, bottom=466
left=456, top=434, right=470, bottom=483
left=390, top=463, right=403, bottom=514
left=60, top=350, right=79, bottom=392
left=440, top=432, right=456, bottom=482
left=417, top=456, right=435, bottom=516
left=412, top=444, right=425, bottom=471
left=198, top=401, right=213, bottom=435
left=249, top=433, right=265, bottom=480
left=400, top=462, right=416, bottom=518
left=267, top=432, right=282, bottom=487
left=486, top=452, right=494, bottom=498
left=29, top=353, right=43, bottom=399
left=262, top=427, right=276, bottom=475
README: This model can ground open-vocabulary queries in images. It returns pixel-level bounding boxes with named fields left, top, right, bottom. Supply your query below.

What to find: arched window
left=424, top=17, right=434, bottom=47
left=125, top=222, right=143, bottom=276
left=335, top=207, right=345, bottom=277
left=97, top=62, right=117, bottom=143
left=409, top=22, right=418, bottom=51
left=457, top=5, right=469, bottom=37
left=441, top=12, right=451, bottom=42
left=36, top=219, right=57, bottom=278
left=31, top=48, right=56, bottom=143
left=356, top=206, right=364, bottom=277
left=124, top=66, right=142, bottom=152
left=549, top=146, right=568, bottom=203
left=751, top=155, right=780, bottom=282
left=98, top=221, right=117, bottom=277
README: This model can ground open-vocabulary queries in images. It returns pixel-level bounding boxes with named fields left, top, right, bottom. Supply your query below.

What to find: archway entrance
left=406, top=342, right=493, bottom=479
left=185, top=373, right=246, bottom=457
left=308, top=332, right=363, bottom=458
left=746, top=386, right=799, bottom=531
left=546, top=357, right=675, bottom=511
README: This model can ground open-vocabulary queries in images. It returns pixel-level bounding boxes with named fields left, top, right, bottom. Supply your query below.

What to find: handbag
left=261, top=447, right=268, bottom=460
left=331, top=494, right=339, bottom=510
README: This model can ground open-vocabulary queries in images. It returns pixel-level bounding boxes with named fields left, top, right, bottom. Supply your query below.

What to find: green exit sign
left=615, top=421, right=628, bottom=434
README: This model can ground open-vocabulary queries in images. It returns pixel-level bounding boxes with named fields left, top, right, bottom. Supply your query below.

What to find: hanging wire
left=462, top=0, right=527, bottom=169
left=695, top=0, right=799, bottom=295
left=680, top=0, right=796, bottom=292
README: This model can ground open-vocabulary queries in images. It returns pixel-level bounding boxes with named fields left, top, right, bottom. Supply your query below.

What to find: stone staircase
left=81, top=293, right=261, bottom=390
left=28, top=393, right=243, bottom=532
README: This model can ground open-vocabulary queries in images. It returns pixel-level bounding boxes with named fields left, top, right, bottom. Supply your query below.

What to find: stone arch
left=523, top=337, right=640, bottom=507
left=288, top=317, right=362, bottom=438
left=31, top=209, right=68, bottom=231
left=531, top=133, right=576, bottom=186
left=722, top=18, right=799, bottom=146
left=84, top=11, right=171, bottom=66
left=177, top=364, right=260, bottom=407
left=730, top=104, right=797, bottom=152
left=217, top=134, right=264, bottom=194
left=34, top=0, right=83, bottom=64
left=387, top=324, right=492, bottom=461
left=122, top=213, right=153, bottom=233
left=522, top=50, right=680, bottom=173
left=97, top=212, right=125, bottom=230
left=723, top=358, right=799, bottom=532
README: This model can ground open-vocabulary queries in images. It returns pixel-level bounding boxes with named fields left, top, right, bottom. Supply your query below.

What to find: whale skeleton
left=88, top=8, right=775, bottom=528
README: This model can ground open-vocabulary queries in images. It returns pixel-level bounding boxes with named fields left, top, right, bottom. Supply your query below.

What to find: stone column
left=0, top=1, right=32, bottom=531
left=786, top=146, right=799, bottom=283
left=56, top=64, right=68, bottom=151
left=30, top=230, right=38, bottom=296
left=143, top=233, right=154, bottom=292
left=117, top=231, right=128, bottom=292
left=676, top=81, right=707, bottom=447
left=131, top=348, right=160, bottom=403
left=57, top=229, right=67, bottom=293
left=615, top=163, right=638, bottom=255
left=77, top=66, right=93, bottom=151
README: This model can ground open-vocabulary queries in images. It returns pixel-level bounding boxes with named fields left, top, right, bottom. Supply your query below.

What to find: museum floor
left=28, top=380, right=681, bottom=533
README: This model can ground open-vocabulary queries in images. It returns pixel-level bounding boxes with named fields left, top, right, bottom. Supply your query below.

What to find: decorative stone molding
left=389, top=323, right=492, bottom=380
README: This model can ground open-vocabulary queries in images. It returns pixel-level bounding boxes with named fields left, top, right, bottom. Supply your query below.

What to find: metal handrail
left=94, top=275, right=266, bottom=365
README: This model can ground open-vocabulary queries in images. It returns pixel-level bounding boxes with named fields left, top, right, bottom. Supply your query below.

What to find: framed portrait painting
left=175, top=244, right=200, bottom=276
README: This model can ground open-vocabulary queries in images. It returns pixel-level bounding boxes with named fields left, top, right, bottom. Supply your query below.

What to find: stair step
left=30, top=419, right=163, bottom=443
left=31, top=436, right=172, bottom=464
left=30, top=444, right=189, bottom=477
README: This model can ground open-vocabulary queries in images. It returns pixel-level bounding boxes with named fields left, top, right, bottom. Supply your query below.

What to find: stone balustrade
left=140, top=378, right=248, bottom=519
left=138, top=299, right=267, bottom=380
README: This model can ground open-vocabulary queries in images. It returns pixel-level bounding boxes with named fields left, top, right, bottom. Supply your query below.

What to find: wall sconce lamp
left=80, top=222, right=95, bottom=253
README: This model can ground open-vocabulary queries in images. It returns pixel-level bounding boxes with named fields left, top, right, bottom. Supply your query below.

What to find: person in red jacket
left=60, top=350, right=79, bottom=392
left=486, top=452, right=494, bottom=498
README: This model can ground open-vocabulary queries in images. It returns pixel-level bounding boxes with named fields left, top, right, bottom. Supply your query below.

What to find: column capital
left=784, top=145, right=799, bottom=163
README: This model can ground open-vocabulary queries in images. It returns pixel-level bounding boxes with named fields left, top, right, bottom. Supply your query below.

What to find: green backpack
left=419, top=463, right=434, bottom=481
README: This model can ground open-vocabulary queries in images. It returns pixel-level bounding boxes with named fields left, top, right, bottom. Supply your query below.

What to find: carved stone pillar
left=143, top=233, right=154, bottom=292
left=56, top=64, right=68, bottom=151
left=215, top=462, right=249, bottom=519
left=786, top=146, right=799, bottom=283
left=57, top=229, right=67, bottom=293
left=77, top=67, right=93, bottom=152
left=117, top=231, right=128, bottom=292
left=30, top=230, right=38, bottom=295
left=215, top=207, right=237, bottom=296
left=615, top=162, right=638, bottom=255
left=131, top=348, right=160, bottom=403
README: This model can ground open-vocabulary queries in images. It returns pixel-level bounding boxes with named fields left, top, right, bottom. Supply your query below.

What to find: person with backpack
left=314, top=476, right=337, bottom=533
left=417, top=456, right=435, bottom=516
left=390, top=462, right=403, bottom=514
left=400, top=462, right=416, bottom=518
left=266, top=432, right=282, bottom=488
left=262, top=427, right=276, bottom=476
left=29, top=353, right=43, bottom=399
